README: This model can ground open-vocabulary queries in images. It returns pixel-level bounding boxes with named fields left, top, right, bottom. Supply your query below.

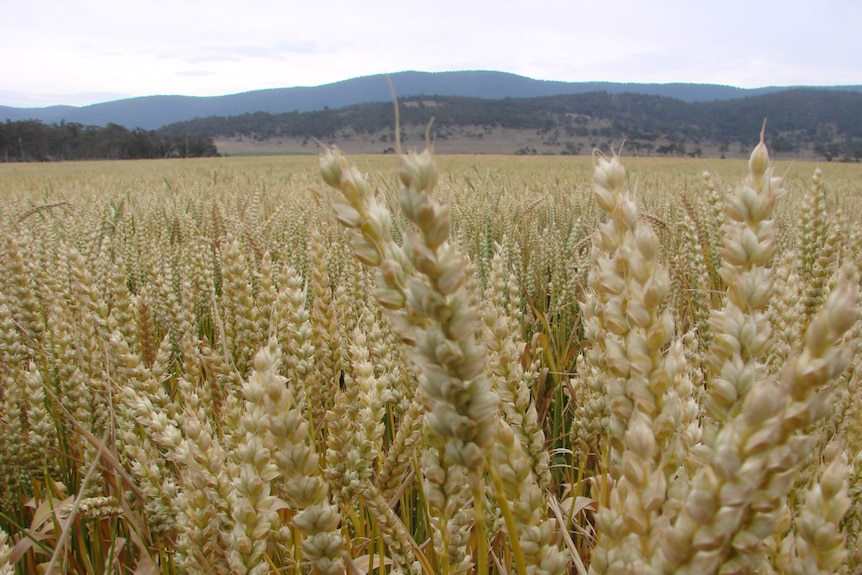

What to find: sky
left=2, top=0, right=860, bottom=108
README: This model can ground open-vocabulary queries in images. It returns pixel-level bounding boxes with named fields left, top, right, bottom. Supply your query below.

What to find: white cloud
left=2, top=0, right=859, bottom=106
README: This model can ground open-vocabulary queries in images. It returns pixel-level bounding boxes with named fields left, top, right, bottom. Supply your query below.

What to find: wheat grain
left=0, top=527, right=12, bottom=575
left=0, top=141, right=860, bottom=575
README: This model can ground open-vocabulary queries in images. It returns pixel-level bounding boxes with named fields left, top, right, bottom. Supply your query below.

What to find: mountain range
left=4, top=70, right=862, bottom=131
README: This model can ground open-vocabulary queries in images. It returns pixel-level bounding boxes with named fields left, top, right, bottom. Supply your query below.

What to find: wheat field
left=0, top=140, right=861, bottom=575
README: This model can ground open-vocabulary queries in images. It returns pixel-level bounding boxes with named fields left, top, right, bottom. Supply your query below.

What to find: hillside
left=163, top=89, right=862, bottom=160
left=3, top=70, right=861, bottom=130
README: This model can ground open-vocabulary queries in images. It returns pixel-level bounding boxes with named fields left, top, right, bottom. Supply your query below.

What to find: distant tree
left=813, top=141, right=841, bottom=162
left=770, top=135, right=797, bottom=156
left=561, top=141, right=583, bottom=155
left=0, top=122, right=7, bottom=162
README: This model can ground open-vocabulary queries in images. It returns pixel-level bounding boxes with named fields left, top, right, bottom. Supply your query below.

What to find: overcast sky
left=3, top=0, right=860, bottom=108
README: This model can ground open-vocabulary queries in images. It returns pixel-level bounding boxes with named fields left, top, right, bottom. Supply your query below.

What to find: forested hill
left=163, top=88, right=862, bottom=160
left=6, top=71, right=860, bottom=130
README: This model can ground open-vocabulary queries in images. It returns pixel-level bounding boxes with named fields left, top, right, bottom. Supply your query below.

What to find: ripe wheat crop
left=0, top=138, right=860, bottom=575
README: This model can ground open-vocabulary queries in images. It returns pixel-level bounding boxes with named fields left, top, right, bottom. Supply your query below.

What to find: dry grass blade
left=548, top=495, right=589, bottom=575
left=43, top=432, right=108, bottom=575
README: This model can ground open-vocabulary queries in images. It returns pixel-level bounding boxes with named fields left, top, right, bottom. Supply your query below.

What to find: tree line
left=0, top=120, right=219, bottom=162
